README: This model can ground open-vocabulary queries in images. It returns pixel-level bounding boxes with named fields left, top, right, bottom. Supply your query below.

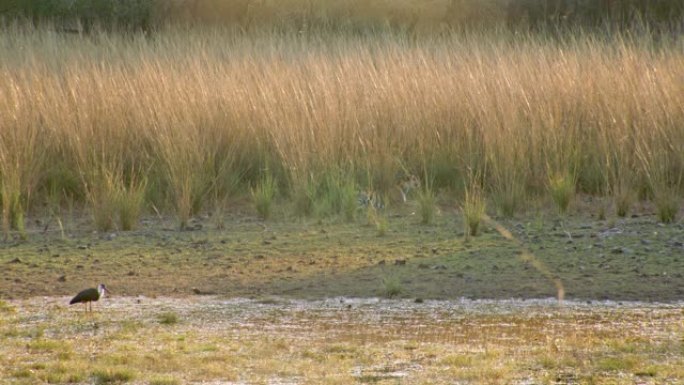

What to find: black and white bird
left=69, top=284, right=109, bottom=312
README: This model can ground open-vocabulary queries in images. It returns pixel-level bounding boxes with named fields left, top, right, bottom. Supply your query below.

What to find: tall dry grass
left=0, top=26, right=682, bottom=230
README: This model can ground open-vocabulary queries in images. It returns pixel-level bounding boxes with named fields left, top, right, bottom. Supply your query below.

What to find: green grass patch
left=463, top=183, right=486, bottom=237
left=27, top=339, right=65, bottom=353
left=158, top=312, right=179, bottom=325
left=596, top=356, right=638, bottom=372
left=654, top=188, right=679, bottom=224
left=381, top=275, right=403, bottom=298
left=149, top=376, right=181, bottom=385
left=252, top=174, right=277, bottom=220
left=417, top=187, right=436, bottom=225
left=92, top=368, right=136, bottom=384
left=0, top=299, right=15, bottom=313
left=440, top=354, right=475, bottom=368
left=548, top=172, right=575, bottom=214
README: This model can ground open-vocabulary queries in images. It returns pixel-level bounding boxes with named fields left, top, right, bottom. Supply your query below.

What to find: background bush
left=0, top=0, right=155, bottom=32
left=1, top=0, right=682, bottom=33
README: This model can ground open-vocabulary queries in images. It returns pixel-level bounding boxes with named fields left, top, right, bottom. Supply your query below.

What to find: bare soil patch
left=1, top=205, right=682, bottom=302
left=1, top=296, right=682, bottom=384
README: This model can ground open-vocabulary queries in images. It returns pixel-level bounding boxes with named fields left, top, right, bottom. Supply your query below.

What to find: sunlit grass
left=0, top=26, right=681, bottom=232
left=549, top=172, right=575, bottom=214
left=1, top=297, right=681, bottom=385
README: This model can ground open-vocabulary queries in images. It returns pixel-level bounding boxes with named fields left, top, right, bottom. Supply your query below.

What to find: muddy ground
left=1, top=199, right=682, bottom=302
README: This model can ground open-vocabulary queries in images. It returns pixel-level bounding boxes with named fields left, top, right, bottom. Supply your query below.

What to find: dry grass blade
left=0, top=26, right=681, bottom=227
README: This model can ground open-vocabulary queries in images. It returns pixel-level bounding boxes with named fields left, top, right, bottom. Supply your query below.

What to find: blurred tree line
left=0, top=0, right=156, bottom=32
left=0, top=0, right=682, bottom=33
left=507, top=0, right=683, bottom=32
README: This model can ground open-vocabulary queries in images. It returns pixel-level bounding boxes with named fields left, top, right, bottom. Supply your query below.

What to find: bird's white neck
left=98, top=285, right=106, bottom=298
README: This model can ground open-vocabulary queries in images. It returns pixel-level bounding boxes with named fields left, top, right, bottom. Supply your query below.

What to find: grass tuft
left=613, top=182, right=634, bottom=218
left=381, top=275, right=403, bottom=298
left=463, top=182, right=486, bottom=237
left=548, top=172, right=575, bottom=214
left=653, top=189, right=679, bottom=224
left=116, top=173, right=147, bottom=231
left=368, top=208, right=389, bottom=237
left=158, top=312, right=179, bottom=325
left=417, top=186, right=436, bottom=225
left=0, top=299, right=15, bottom=313
left=252, top=173, right=277, bottom=220
left=92, top=368, right=136, bottom=384
left=149, top=376, right=181, bottom=385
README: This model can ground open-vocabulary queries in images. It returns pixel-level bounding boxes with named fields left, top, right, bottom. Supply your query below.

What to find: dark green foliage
left=0, top=0, right=155, bottom=32
left=2, top=0, right=681, bottom=33
left=506, top=0, right=684, bottom=32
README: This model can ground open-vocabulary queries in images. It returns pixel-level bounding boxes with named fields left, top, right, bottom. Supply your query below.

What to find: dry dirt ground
left=1, top=201, right=683, bottom=384
left=1, top=201, right=683, bottom=302
left=0, top=296, right=682, bottom=384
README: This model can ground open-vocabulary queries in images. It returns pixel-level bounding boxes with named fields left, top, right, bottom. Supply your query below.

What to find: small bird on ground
left=69, top=284, right=109, bottom=312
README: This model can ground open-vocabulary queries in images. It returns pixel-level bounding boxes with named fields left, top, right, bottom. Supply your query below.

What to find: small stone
left=414, top=298, right=424, bottom=303
left=610, top=247, right=624, bottom=254
left=57, top=275, right=66, bottom=282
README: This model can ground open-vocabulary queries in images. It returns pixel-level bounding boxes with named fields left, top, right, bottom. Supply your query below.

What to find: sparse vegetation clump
left=92, top=368, right=136, bottom=384
left=417, top=187, right=437, bottom=225
left=548, top=172, right=575, bottom=215
left=381, top=275, right=403, bottom=298
left=252, top=174, right=277, bottom=220
left=158, top=311, right=179, bottom=325
left=149, top=375, right=181, bottom=385
left=0, top=300, right=14, bottom=313
left=463, top=182, right=486, bottom=237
